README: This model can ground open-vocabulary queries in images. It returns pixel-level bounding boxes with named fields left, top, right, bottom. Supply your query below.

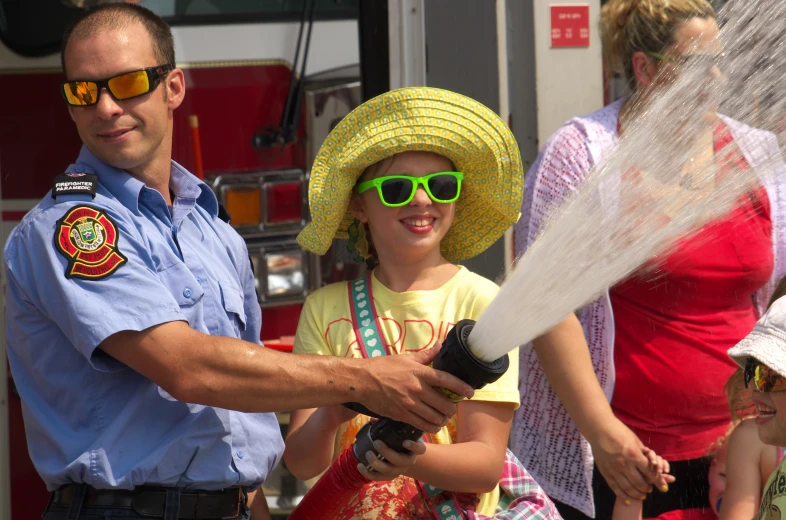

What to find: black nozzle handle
left=352, top=418, right=423, bottom=469
left=349, top=319, right=511, bottom=471
left=341, top=401, right=380, bottom=419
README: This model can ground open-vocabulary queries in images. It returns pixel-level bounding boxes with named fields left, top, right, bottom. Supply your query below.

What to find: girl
left=727, top=294, right=786, bottom=520
left=720, top=277, right=786, bottom=520
left=284, top=87, right=537, bottom=519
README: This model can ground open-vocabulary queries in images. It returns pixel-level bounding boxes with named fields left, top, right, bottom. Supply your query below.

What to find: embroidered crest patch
left=54, top=206, right=127, bottom=280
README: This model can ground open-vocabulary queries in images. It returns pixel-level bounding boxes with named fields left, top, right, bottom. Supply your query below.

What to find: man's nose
left=95, top=88, right=123, bottom=119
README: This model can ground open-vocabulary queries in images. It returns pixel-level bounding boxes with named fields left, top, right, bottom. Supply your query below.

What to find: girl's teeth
left=757, top=405, right=776, bottom=415
left=407, top=219, right=431, bottom=227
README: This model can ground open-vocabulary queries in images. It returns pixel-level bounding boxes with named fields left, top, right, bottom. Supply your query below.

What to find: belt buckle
left=192, top=487, right=242, bottom=520
left=221, top=487, right=243, bottom=520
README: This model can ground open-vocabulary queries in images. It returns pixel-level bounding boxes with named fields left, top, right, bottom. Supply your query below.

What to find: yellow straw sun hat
left=297, top=86, right=524, bottom=262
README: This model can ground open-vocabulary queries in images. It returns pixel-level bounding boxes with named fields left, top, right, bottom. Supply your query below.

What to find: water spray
left=291, top=3, right=786, bottom=516
left=288, top=320, right=509, bottom=519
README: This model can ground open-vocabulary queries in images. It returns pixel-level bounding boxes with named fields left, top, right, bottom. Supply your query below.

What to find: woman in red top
left=510, top=1, right=786, bottom=519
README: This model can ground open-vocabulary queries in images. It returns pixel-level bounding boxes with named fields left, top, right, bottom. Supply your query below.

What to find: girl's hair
left=355, top=156, right=398, bottom=270
left=725, top=368, right=755, bottom=423
left=600, top=0, right=716, bottom=91
left=724, top=275, right=786, bottom=422
left=705, top=422, right=735, bottom=458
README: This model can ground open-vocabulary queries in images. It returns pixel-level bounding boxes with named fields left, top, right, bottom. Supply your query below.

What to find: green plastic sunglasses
left=355, top=172, right=464, bottom=207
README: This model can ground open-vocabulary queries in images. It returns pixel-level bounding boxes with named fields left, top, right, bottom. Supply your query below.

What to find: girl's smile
left=400, top=214, right=437, bottom=234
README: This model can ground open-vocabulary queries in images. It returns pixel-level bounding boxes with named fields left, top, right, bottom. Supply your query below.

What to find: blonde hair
left=705, top=422, right=735, bottom=458
left=725, top=368, right=755, bottom=423
left=600, top=0, right=716, bottom=90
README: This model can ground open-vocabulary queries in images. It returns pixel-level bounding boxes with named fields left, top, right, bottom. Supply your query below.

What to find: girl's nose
left=409, top=185, right=431, bottom=206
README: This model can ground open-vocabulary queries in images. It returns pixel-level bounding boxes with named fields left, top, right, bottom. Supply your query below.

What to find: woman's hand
left=589, top=418, right=669, bottom=501
left=357, top=439, right=427, bottom=482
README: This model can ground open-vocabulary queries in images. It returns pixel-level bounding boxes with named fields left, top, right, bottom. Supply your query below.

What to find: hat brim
left=297, top=87, right=523, bottom=262
left=728, top=325, right=786, bottom=379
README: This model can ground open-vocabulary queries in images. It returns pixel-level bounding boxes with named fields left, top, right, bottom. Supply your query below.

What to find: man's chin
left=89, top=145, right=140, bottom=172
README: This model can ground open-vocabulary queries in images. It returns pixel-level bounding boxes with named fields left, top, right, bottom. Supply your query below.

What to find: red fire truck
left=0, top=1, right=604, bottom=518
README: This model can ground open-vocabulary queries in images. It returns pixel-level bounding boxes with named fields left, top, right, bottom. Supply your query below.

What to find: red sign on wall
left=550, top=4, right=590, bottom=48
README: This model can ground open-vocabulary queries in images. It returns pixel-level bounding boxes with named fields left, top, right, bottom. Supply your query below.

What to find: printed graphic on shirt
left=758, top=463, right=786, bottom=520
left=54, top=205, right=127, bottom=280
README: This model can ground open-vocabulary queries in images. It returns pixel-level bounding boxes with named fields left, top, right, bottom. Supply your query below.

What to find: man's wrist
left=337, top=357, right=373, bottom=400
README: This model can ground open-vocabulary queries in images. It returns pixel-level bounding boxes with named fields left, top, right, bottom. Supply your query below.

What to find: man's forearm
left=102, top=321, right=371, bottom=412
left=101, top=320, right=468, bottom=433
left=179, top=334, right=369, bottom=412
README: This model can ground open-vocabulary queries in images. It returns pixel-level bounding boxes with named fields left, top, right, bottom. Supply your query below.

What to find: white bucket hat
left=728, top=295, right=786, bottom=378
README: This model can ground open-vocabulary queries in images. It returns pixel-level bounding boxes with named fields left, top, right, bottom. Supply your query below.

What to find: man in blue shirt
left=4, top=4, right=473, bottom=519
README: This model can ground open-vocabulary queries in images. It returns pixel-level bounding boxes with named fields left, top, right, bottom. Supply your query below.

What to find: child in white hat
left=727, top=295, right=786, bottom=520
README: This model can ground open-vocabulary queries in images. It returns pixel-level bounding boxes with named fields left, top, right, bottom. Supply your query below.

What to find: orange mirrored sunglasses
left=61, top=64, right=173, bottom=107
left=745, top=357, right=786, bottom=393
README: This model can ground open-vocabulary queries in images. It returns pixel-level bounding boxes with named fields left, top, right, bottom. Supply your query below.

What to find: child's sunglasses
left=355, top=172, right=464, bottom=208
left=744, top=357, right=786, bottom=392
left=61, top=64, right=174, bottom=107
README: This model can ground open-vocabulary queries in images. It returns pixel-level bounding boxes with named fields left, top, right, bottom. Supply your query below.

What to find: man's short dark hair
left=60, top=3, right=175, bottom=78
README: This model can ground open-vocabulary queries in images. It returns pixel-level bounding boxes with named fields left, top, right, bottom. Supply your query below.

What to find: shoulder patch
left=51, top=172, right=98, bottom=199
left=54, top=205, right=127, bottom=280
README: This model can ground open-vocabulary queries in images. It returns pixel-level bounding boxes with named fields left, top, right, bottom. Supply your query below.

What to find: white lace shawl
left=509, top=99, right=786, bottom=517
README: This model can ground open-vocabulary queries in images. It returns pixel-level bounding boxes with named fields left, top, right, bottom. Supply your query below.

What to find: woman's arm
left=284, top=405, right=357, bottom=480
left=404, top=400, right=515, bottom=493
left=719, top=420, right=764, bottom=520
left=533, top=314, right=664, bottom=501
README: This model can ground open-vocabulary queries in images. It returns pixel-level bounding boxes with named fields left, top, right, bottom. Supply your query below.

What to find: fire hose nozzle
left=352, top=319, right=509, bottom=465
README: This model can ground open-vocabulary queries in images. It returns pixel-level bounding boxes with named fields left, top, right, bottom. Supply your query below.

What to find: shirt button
left=183, top=288, right=192, bottom=298
left=236, top=451, right=244, bottom=459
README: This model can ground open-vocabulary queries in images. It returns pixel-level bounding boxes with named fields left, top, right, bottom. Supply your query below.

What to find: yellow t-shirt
left=759, top=456, right=786, bottom=520
left=293, top=266, right=520, bottom=518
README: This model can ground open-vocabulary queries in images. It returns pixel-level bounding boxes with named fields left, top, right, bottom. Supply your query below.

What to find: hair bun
left=600, top=0, right=715, bottom=89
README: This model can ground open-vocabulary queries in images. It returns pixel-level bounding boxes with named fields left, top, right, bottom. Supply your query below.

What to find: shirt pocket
left=219, top=279, right=247, bottom=337
left=158, top=262, right=206, bottom=311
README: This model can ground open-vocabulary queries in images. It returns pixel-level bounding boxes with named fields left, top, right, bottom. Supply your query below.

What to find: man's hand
left=359, top=343, right=474, bottom=434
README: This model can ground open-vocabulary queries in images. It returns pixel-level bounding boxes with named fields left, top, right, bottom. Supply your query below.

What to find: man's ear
left=166, top=68, right=186, bottom=110
left=349, top=194, right=368, bottom=223
left=631, top=51, right=659, bottom=88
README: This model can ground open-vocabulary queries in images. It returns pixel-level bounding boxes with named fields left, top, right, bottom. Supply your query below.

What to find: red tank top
left=609, top=121, right=773, bottom=460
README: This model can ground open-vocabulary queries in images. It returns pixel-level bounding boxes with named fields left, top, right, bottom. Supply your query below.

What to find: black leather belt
left=49, top=484, right=245, bottom=519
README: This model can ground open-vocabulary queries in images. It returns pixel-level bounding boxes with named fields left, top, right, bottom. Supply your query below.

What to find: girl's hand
left=357, top=439, right=427, bottom=482
left=642, top=446, right=676, bottom=493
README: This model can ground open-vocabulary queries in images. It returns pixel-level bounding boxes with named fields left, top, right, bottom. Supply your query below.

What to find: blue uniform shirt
left=4, top=146, right=284, bottom=491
